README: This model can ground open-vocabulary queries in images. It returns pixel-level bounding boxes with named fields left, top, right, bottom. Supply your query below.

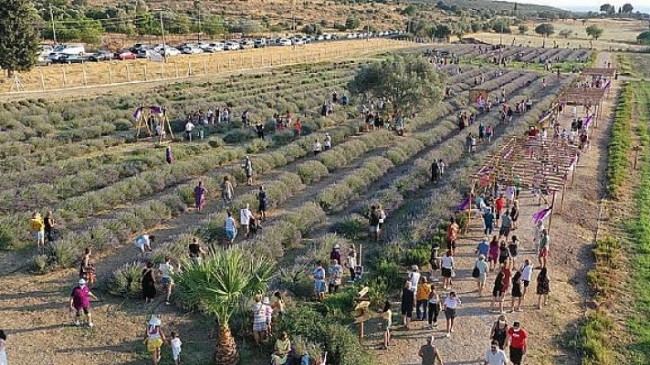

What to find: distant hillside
left=410, top=0, right=566, bottom=15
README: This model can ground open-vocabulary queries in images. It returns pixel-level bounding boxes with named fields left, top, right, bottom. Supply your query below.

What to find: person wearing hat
left=484, top=340, right=508, bottom=365
left=417, top=336, right=444, bottom=365
left=505, top=321, right=528, bottom=365
left=144, top=316, right=166, bottom=365
left=69, top=278, right=98, bottom=327
left=490, top=314, right=509, bottom=350
left=329, top=244, right=341, bottom=263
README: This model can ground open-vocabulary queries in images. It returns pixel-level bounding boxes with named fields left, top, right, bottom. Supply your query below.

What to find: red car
left=115, top=50, right=137, bottom=60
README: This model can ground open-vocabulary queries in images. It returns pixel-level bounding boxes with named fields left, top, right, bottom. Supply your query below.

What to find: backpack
left=472, top=263, right=480, bottom=278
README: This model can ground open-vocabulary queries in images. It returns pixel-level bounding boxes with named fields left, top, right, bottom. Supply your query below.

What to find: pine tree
left=0, top=0, right=40, bottom=78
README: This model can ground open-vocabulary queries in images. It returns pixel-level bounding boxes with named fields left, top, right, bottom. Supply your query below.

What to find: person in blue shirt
left=483, top=208, right=495, bottom=236
left=476, top=237, right=490, bottom=257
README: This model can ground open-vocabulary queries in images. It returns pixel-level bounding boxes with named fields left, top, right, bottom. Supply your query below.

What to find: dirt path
left=368, top=52, right=617, bottom=365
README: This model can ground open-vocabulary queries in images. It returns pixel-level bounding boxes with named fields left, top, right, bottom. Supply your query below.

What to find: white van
left=51, top=44, right=86, bottom=56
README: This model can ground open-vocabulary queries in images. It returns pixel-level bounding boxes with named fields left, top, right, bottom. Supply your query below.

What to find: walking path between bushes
left=366, top=51, right=617, bottom=365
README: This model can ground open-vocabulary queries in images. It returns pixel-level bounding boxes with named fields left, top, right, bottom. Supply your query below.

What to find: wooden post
left=82, top=66, right=88, bottom=86
left=62, top=68, right=67, bottom=87
left=143, top=64, right=148, bottom=81
left=229, top=56, right=232, bottom=70
left=359, top=244, right=363, bottom=269
left=126, top=64, right=131, bottom=82
left=188, top=60, right=192, bottom=76
left=240, top=54, right=243, bottom=70
left=108, top=64, right=113, bottom=84
left=175, top=63, right=180, bottom=78
left=359, top=321, right=364, bottom=340
left=571, top=162, right=577, bottom=188
left=160, top=63, right=164, bottom=80
left=547, top=191, right=557, bottom=233
left=203, top=60, right=208, bottom=75
left=39, top=70, right=46, bottom=91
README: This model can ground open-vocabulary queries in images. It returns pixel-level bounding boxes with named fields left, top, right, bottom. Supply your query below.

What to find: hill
left=409, top=0, right=567, bottom=15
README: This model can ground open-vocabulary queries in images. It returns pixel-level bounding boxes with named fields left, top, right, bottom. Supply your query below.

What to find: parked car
left=224, top=41, right=240, bottom=50
left=291, top=38, right=304, bottom=45
left=115, top=50, right=137, bottom=60
left=51, top=44, right=86, bottom=56
left=277, top=38, right=292, bottom=46
left=36, top=55, right=53, bottom=66
left=315, top=35, right=325, bottom=41
left=88, top=50, right=114, bottom=62
left=201, top=42, right=225, bottom=53
left=240, top=40, right=254, bottom=49
left=156, top=47, right=181, bottom=57
left=54, top=54, right=85, bottom=64
left=254, top=38, right=267, bottom=48
left=181, top=45, right=203, bottom=54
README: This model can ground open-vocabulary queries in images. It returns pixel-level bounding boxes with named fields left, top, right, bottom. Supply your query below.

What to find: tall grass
left=606, top=85, right=632, bottom=199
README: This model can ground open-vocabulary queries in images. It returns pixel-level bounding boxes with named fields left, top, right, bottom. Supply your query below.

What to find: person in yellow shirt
left=29, top=212, right=45, bottom=248
left=416, top=277, right=432, bottom=321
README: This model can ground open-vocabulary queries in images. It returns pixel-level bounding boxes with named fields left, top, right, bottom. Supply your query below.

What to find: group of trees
left=599, top=3, right=634, bottom=16
left=532, top=23, right=605, bottom=40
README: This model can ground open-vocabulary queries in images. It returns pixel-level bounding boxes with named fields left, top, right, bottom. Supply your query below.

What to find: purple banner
left=457, top=196, right=471, bottom=211
left=133, top=107, right=142, bottom=121
left=583, top=114, right=595, bottom=130
left=532, top=207, right=552, bottom=224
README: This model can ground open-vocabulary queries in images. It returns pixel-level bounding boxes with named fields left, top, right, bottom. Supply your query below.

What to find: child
left=382, top=300, right=392, bottom=349
left=170, top=331, right=182, bottom=365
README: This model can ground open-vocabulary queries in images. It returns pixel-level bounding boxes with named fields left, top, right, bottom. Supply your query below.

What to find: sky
left=512, top=0, right=650, bottom=13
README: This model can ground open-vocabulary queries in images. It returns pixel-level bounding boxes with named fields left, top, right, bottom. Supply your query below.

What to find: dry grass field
left=468, top=19, right=648, bottom=51
left=0, top=39, right=415, bottom=94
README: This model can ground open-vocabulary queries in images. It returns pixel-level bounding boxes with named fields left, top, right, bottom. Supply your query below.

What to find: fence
left=3, top=39, right=420, bottom=94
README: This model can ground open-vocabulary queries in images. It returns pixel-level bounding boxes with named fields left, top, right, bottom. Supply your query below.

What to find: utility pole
left=159, top=11, right=167, bottom=63
left=49, top=5, right=57, bottom=44
left=197, top=5, right=202, bottom=43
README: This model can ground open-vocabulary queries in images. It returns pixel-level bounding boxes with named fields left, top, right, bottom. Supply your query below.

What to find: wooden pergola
left=581, top=68, right=617, bottom=78
left=558, top=87, right=607, bottom=128
left=468, top=135, right=579, bottom=233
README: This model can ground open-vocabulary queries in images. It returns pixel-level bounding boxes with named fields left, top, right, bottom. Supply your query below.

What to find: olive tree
left=347, top=54, right=444, bottom=121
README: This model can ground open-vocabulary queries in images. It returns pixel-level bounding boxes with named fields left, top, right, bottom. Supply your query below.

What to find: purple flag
left=532, top=207, right=552, bottom=224
left=457, top=196, right=471, bottom=211
left=583, top=114, right=594, bottom=130
left=133, top=107, right=142, bottom=121
left=150, top=106, right=163, bottom=115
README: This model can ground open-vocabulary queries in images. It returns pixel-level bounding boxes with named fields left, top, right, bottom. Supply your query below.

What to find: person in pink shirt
left=69, top=278, right=98, bottom=327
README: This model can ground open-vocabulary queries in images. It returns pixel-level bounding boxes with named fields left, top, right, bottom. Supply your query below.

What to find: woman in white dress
left=0, top=329, right=7, bottom=365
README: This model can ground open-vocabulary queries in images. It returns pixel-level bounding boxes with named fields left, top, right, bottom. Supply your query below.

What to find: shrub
left=286, top=203, right=326, bottom=236
left=48, top=239, right=78, bottom=269
left=333, top=214, right=366, bottom=239
left=296, top=160, right=330, bottom=184
left=273, top=130, right=295, bottom=145
left=224, top=129, right=255, bottom=143
left=247, top=138, right=270, bottom=153
left=31, top=254, right=49, bottom=274
left=106, top=262, right=145, bottom=298
left=207, top=136, right=226, bottom=148
left=403, top=245, right=431, bottom=267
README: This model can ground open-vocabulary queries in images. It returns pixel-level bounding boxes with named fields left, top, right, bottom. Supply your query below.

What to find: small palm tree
left=174, top=246, right=275, bottom=364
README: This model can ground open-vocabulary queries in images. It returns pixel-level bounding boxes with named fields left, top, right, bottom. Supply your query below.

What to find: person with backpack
left=473, top=254, right=489, bottom=296
left=418, top=336, right=444, bottom=365
left=242, top=156, right=253, bottom=186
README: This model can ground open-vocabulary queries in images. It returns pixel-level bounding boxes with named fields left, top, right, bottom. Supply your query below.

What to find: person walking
left=475, top=254, right=489, bottom=296
left=69, top=278, right=98, bottom=327
left=506, top=321, right=528, bottom=365
left=431, top=160, right=440, bottom=182
left=0, top=330, right=6, bottom=365
left=257, top=186, right=268, bottom=220
left=145, top=316, right=166, bottom=365
left=221, top=176, right=234, bottom=205
left=323, top=133, right=332, bottom=151
left=165, top=146, right=174, bottom=164
left=488, top=236, right=500, bottom=272
left=484, top=340, right=508, bottom=365
left=44, top=210, right=56, bottom=243
left=536, top=267, right=551, bottom=310
left=508, top=235, right=520, bottom=266
left=510, top=270, right=524, bottom=312
left=381, top=300, right=392, bottom=349
left=346, top=244, right=357, bottom=281
left=401, top=281, right=414, bottom=330
left=490, top=269, right=505, bottom=313
left=240, top=204, right=255, bottom=238
left=243, top=156, right=253, bottom=186
left=520, top=260, right=534, bottom=300
left=313, top=261, right=326, bottom=301
left=442, top=291, right=461, bottom=337
left=446, top=217, right=459, bottom=256
left=416, top=277, right=431, bottom=321
left=498, top=210, right=512, bottom=240
left=418, top=336, right=444, bottom=365
left=483, top=207, right=495, bottom=236
left=188, top=237, right=206, bottom=264
left=159, top=257, right=175, bottom=305
left=440, top=250, right=454, bottom=290
left=194, top=180, right=207, bottom=212
left=225, top=211, right=238, bottom=244
left=142, top=261, right=157, bottom=304
left=329, top=244, right=341, bottom=264
left=369, top=205, right=381, bottom=241
left=538, top=229, right=550, bottom=268
left=170, top=331, right=182, bottom=365
left=29, top=212, right=45, bottom=248
left=490, top=314, right=509, bottom=350
left=427, top=287, right=441, bottom=329
left=510, top=201, right=520, bottom=230
left=79, top=247, right=96, bottom=286
left=328, top=259, right=343, bottom=294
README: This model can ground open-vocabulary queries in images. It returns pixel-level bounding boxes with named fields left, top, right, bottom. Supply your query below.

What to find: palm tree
left=174, top=246, right=275, bottom=364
